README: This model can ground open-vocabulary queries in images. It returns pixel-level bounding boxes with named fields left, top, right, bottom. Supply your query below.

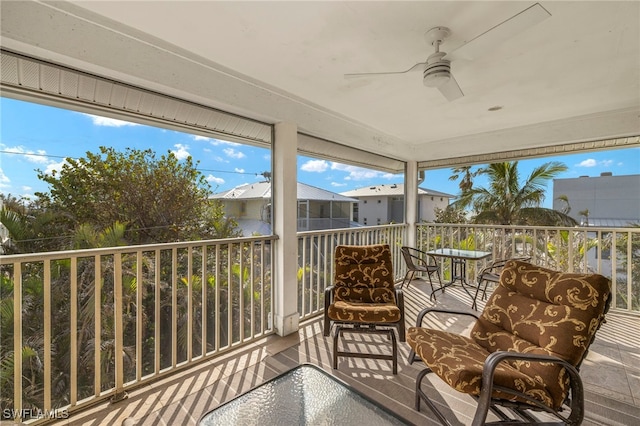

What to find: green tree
left=0, top=195, right=67, bottom=254
left=433, top=205, right=468, bottom=224
left=36, top=146, right=240, bottom=246
left=455, top=161, right=577, bottom=226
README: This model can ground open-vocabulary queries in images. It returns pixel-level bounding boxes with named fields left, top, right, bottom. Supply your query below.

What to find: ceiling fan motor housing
left=423, top=53, right=451, bottom=87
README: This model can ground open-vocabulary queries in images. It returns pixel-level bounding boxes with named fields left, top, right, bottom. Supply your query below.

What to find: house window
left=363, top=218, right=368, bottom=225
left=378, top=200, right=381, bottom=203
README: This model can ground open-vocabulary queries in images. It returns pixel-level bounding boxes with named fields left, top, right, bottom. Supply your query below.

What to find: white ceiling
left=2, top=1, right=639, bottom=165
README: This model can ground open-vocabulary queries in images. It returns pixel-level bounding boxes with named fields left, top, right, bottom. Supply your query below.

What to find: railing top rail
left=297, top=223, right=407, bottom=238
left=0, top=234, right=279, bottom=263
left=417, top=222, right=640, bottom=233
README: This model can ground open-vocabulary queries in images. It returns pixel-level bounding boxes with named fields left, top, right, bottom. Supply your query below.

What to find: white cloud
left=301, top=159, right=329, bottom=173
left=171, top=144, right=191, bottom=160
left=576, top=158, right=617, bottom=168
left=84, top=113, right=140, bottom=127
left=330, top=163, right=381, bottom=180
left=223, top=148, right=245, bottom=159
left=577, top=159, right=597, bottom=167
left=44, top=159, right=68, bottom=176
left=206, top=174, right=225, bottom=185
left=330, top=182, right=347, bottom=187
left=193, top=135, right=240, bottom=147
left=0, top=168, right=10, bottom=189
left=1, top=145, right=50, bottom=164
left=234, top=168, right=245, bottom=173
left=21, top=185, right=32, bottom=191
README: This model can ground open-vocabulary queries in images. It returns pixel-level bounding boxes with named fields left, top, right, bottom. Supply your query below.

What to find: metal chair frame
left=400, top=246, right=441, bottom=291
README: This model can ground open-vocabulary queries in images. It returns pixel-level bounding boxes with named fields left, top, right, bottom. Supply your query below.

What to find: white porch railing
left=417, top=223, right=640, bottom=313
left=3, top=222, right=637, bottom=421
left=297, top=224, right=408, bottom=320
left=0, top=236, right=276, bottom=422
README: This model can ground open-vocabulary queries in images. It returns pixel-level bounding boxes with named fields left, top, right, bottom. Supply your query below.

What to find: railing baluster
left=627, top=231, right=633, bottom=312
left=112, top=254, right=125, bottom=401
left=249, top=241, right=255, bottom=340
left=171, top=248, right=177, bottom=367
left=43, top=259, right=51, bottom=409
left=215, top=244, right=221, bottom=351
left=201, top=245, right=207, bottom=357
left=227, top=243, right=233, bottom=347
left=154, top=249, right=160, bottom=374
left=94, top=255, right=102, bottom=396
left=238, top=242, right=244, bottom=342
left=136, top=251, right=143, bottom=381
left=187, top=246, right=193, bottom=361
left=13, top=262, right=22, bottom=420
left=70, top=256, right=78, bottom=406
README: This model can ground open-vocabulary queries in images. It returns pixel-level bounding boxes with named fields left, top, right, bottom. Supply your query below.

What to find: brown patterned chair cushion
left=327, top=244, right=400, bottom=324
left=407, top=260, right=611, bottom=410
left=328, top=300, right=401, bottom=323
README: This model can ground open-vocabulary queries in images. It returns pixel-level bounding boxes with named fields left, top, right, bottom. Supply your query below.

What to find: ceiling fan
left=344, top=3, right=551, bottom=102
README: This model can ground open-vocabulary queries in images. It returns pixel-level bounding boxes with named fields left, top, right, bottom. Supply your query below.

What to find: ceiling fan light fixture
left=423, top=61, right=451, bottom=88
left=423, top=70, right=450, bottom=88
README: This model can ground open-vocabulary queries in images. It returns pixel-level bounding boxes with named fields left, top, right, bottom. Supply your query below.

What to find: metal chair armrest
left=323, top=285, right=335, bottom=336
left=395, top=288, right=406, bottom=342
left=472, top=352, right=584, bottom=426
left=415, top=307, right=480, bottom=328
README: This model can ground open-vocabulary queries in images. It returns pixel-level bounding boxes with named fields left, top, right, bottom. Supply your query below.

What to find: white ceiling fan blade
left=448, top=3, right=551, bottom=61
left=438, top=74, right=464, bottom=101
left=344, top=61, right=426, bottom=79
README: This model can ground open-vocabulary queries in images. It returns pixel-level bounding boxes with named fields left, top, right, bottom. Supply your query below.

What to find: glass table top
left=427, top=248, right=492, bottom=260
left=199, top=364, right=411, bottom=425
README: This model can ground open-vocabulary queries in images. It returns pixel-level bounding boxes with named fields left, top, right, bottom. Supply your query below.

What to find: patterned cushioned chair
left=407, top=260, right=611, bottom=425
left=323, top=244, right=405, bottom=374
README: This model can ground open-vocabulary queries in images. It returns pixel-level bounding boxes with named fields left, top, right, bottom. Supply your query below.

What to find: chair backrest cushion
left=471, top=260, right=610, bottom=408
left=333, top=244, right=396, bottom=304
left=472, top=260, right=611, bottom=365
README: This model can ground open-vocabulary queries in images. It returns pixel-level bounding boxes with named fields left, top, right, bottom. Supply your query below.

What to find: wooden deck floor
left=63, top=278, right=640, bottom=426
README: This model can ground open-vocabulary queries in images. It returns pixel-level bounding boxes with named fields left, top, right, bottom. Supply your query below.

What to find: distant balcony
left=1, top=223, right=638, bottom=424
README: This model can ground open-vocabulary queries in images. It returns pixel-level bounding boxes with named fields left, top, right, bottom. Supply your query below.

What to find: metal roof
left=340, top=183, right=455, bottom=199
left=211, top=181, right=358, bottom=202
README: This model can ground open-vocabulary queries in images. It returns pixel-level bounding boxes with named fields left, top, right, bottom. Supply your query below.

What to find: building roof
left=211, top=181, right=358, bottom=202
left=340, top=183, right=455, bottom=199
left=583, top=218, right=639, bottom=228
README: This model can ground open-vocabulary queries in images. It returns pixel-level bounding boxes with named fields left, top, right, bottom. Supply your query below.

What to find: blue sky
left=1, top=97, right=638, bottom=209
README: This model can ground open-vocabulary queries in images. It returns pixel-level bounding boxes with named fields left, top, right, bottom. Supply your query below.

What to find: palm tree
left=455, top=161, right=577, bottom=226
left=449, top=165, right=485, bottom=193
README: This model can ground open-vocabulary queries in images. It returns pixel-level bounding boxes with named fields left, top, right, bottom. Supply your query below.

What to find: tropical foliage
left=0, top=148, right=266, bottom=416
left=453, top=161, right=577, bottom=226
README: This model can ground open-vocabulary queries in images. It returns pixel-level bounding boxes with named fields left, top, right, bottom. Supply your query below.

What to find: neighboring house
left=553, top=173, right=640, bottom=227
left=340, top=183, right=455, bottom=226
left=210, top=181, right=358, bottom=236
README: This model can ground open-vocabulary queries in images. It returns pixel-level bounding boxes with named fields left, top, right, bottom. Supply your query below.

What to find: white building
left=341, top=183, right=455, bottom=226
left=553, top=173, right=640, bottom=227
left=211, top=181, right=358, bottom=236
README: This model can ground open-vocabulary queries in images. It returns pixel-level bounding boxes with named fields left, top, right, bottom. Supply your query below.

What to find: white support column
left=273, top=122, right=300, bottom=336
left=405, top=161, right=418, bottom=248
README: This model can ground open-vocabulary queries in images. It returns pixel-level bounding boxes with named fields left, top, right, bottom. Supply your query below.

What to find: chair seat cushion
left=407, top=327, right=559, bottom=409
left=328, top=300, right=401, bottom=323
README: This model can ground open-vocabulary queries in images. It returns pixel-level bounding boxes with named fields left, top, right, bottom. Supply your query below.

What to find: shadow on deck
left=64, top=278, right=640, bottom=426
